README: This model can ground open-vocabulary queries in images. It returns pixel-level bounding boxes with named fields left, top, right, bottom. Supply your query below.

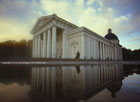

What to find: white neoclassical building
left=31, top=14, right=123, bottom=60
left=31, top=14, right=123, bottom=98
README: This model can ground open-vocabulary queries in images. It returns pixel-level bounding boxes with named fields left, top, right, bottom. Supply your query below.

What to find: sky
left=0, top=0, right=140, bottom=50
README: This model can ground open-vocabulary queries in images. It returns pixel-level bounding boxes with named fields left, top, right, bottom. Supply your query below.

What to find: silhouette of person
left=75, top=51, right=80, bottom=60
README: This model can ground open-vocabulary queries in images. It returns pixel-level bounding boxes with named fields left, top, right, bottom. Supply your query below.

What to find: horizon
left=0, top=0, right=140, bottom=50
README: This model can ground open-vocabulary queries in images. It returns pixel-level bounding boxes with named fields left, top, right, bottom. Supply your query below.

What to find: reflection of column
left=33, top=68, right=36, bottom=88
left=46, top=67, right=50, bottom=97
left=41, top=67, right=45, bottom=94
left=47, top=29, right=51, bottom=58
left=97, top=65, right=100, bottom=85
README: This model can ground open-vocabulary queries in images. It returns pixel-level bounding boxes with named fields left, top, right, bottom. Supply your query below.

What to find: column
left=37, top=35, right=41, bottom=57
left=109, top=45, right=111, bottom=60
left=94, top=39, right=97, bottom=59
left=34, top=36, right=37, bottom=57
left=103, top=43, right=105, bottom=60
left=112, top=46, right=113, bottom=60
left=81, top=34, right=86, bottom=58
left=52, top=26, right=56, bottom=58
left=108, top=45, right=109, bottom=60
left=47, top=29, right=51, bottom=58
left=96, top=40, right=99, bottom=59
left=113, top=47, right=115, bottom=60
left=100, top=42, right=102, bottom=60
left=32, top=37, right=35, bottom=57
left=62, top=30, right=67, bottom=58
left=104, top=44, right=106, bottom=60
left=43, top=31, right=47, bottom=58
left=114, top=46, right=116, bottom=60
left=105, top=45, right=107, bottom=60
left=98, top=42, right=100, bottom=59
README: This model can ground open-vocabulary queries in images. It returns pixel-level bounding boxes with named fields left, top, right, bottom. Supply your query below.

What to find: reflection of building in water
left=107, top=80, right=123, bottom=98
left=68, top=64, right=123, bottom=96
left=30, top=14, right=123, bottom=99
left=31, top=64, right=123, bottom=99
left=31, top=14, right=123, bottom=60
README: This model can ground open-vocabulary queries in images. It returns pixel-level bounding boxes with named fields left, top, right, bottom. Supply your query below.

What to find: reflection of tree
left=0, top=66, right=31, bottom=85
left=123, top=65, right=140, bottom=77
left=107, top=80, right=123, bottom=98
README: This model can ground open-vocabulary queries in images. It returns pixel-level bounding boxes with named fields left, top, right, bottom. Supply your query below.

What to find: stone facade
left=31, top=14, right=122, bottom=60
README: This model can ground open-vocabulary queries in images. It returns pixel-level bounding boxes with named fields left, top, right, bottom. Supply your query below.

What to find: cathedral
left=31, top=14, right=123, bottom=60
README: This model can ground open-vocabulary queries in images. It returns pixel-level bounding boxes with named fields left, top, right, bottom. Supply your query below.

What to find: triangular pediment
left=31, top=14, right=78, bottom=34
left=31, top=15, right=52, bottom=34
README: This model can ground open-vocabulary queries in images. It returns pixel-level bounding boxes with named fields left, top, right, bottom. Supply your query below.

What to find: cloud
left=86, top=0, right=95, bottom=6
left=40, top=0, right=130, bottom=36
left=0, top=0, right=43, bottom=42
left=0, top=0, right=139, bottom=49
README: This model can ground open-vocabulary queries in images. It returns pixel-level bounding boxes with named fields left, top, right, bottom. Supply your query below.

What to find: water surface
left=0, top=65, right=139, bottom=102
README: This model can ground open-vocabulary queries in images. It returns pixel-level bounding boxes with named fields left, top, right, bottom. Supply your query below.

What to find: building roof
left=104, top=29, right=118, bottom=40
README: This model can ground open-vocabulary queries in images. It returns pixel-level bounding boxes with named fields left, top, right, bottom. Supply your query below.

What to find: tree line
left=122, top=48, right=140, bottom=61
left=0, top=39, right=139, bottom=60
left=0, top=39, right=32, bottom=57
